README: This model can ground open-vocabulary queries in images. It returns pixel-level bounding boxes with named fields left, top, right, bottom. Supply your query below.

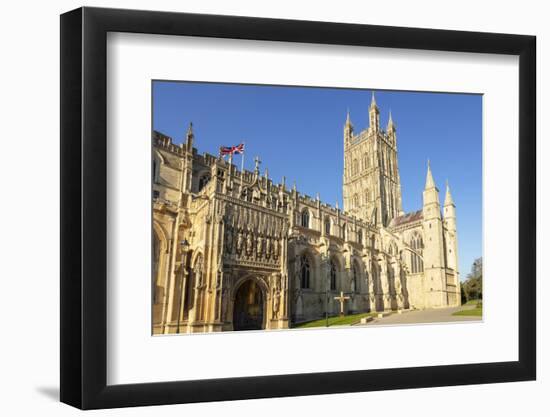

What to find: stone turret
left=422, top=161, right=447, bottom=308
left=369, top=92, right=380, bottom=133
left=185, top=122, right=194, bottom=152
left=344, top=109, right=354, bottom=148
left=444, top=181, right=459, bottom=272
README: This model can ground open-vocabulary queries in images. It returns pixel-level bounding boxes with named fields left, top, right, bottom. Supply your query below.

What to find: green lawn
left=293, top=312, right=377, bottom=328
left=464, top=299, right=482, bottom=306
left=452, top=307, right=483, bottom=317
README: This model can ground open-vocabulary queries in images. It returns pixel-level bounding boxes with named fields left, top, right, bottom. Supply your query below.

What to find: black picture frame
left=60, top=6, right=536, bottom=410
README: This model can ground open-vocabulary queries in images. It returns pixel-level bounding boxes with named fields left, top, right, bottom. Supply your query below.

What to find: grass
left=293, top=312, right=377, bottom=328
left=453, top=300, right=483, bottom=317
left=452, top=307, right=482, bottom=317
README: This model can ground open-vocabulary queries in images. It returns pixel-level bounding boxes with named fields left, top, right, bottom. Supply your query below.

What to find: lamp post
left=176, top=239, right=190, bottom=334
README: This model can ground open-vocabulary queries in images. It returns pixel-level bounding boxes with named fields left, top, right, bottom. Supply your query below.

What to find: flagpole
left=240, top=141, right=245, bottom=188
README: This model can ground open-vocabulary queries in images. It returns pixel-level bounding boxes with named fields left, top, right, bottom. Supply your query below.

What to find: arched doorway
left=233, top=280, right=264, bottom=331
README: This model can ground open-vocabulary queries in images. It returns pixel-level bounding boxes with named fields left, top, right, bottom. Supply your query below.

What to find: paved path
left=366, top=305, right=481, bottom=326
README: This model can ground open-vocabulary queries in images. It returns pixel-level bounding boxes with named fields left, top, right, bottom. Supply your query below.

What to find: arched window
left=325, top=217, right=331, bottom=235
left=300, top=255, right=311, bottom=289
left=388, top=241, right=397, bottom=256
left=363, top=153, right=369, bottom=170
left=301, top=209, right=310, bottom=228
left=342, top=223, right=347, bottom=241
left=351, top=263, right=359, bottom=293
left=352, top=194, right=359, bottom=208
left=410, top=233, right=424, bottom=273
left=357, top=229, right=363, bottom=245
left=330, top=260, right=337, bottom=291
left=365, top=188, right=370, bottom=204
left=153, top=230, right=161, bottom=303
left=198, top=173, right=211, bottom=191
left=352, top=159, right=358, bottom=175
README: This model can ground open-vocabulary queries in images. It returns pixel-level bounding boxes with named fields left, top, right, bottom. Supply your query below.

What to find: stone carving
left=236, top=229, right=244, bottom=254
left=194, top=256, right=204, bottom=288
left=265, top=237, right=272, bottom=259
left=257, top=234, right=264, bottom=257
left=225, top=225, right=233, bottom=253
left=246, top=231, right=253, bottom=256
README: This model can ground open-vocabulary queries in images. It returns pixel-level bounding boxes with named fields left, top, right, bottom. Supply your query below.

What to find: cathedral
left=152, top=93, right=461, bottom=334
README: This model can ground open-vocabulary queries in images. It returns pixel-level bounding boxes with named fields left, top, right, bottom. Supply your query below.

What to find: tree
left=461, top=257, right=483, bottom=303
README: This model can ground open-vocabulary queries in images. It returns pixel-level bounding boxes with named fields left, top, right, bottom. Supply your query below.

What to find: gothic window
left=300, top=255, right=311, bottom=289
left=330, top=260, right=337, bottom=291
left=342, top=223, right=347, bottom=241
left=357, top=229, right=363, bottom=245
left=351, top=263, right=359, bottom=293
left=365, top=188, right=370, bottom=204
left=352, top=159, right=358, bottom=175
left=325, top=217, right=331, bottom=235
left=388, top=241, right=397, bottom=256
left=410, top=233, right=424, bottom=273
left=301, top=209, right=310, bottom=228
left=352, top=194, right=359, bottom=208
left=153, top=230, right=161, bottom=303
left=198, top=173, right=211, bottom=191
left=363, top=153, right=369, bottom=170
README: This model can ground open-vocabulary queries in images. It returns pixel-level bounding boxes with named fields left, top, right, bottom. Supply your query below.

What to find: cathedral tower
left=443, top=181, right=458, bottom=272
left=342, top=93, right=403, bottom=226
left=422, top=162, right=448, bottom=307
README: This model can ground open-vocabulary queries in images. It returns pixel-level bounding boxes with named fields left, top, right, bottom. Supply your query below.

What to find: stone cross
left=334, top=291, right=350, bottom=317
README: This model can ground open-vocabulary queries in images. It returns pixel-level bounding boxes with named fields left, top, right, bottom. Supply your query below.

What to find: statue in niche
left=221, top=287, right=229, bottom=322
left=265, top=237, right=272, bottom=259
left=236, top=229, right=243, bottom=254
left=194, top=256, right=204, bottom=288
left=225, top=226, right=233, bottom=253
left=273, top=239, right=280, bottom=259
left=256, top=235, right=262, bottom=256
left=246, top=231, right=254, bottom=256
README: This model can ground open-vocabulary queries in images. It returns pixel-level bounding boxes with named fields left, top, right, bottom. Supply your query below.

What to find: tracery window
left=351, top=263, right=359, bottom=293
left=325, top=217, right=331, bottom=235
left=301, top=209, right=310, bottom=228
left=300, top=255, right=311, bottom=289
left=330, top=260, right=337, bottom=291
left=410, top=233, right=424, bottom=273
left=198, top=173, right=211, bottom=191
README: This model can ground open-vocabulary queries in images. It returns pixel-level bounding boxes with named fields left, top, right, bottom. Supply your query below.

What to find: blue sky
left=153, top=81, right=482, bottom=280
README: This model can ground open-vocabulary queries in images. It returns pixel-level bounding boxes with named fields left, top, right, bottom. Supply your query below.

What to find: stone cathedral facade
left=152, top=94, right=461, bottom=334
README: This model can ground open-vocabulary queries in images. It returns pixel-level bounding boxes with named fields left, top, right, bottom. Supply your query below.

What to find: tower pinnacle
left=185, top=121, right=194, bottom=151
left=444, top=180, right=455, bottom=206
left=425, top=159, right=436, bottom=190
left=369, top=92, right=380, bottom=132
left=387, top=109, right=396, bottom=133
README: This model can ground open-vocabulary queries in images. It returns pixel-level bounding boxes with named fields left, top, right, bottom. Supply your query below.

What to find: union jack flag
left=220, top=143, right=245, bottom=156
